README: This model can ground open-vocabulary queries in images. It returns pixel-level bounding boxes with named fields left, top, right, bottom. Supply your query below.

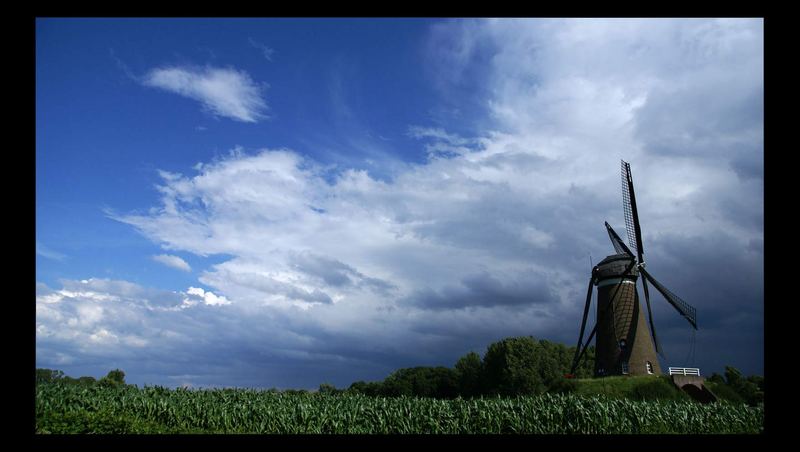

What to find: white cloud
left=152, top=254, right=192, bottom=272
left=184, top=286, right=230, bottom=306
left=424, top=18, right=763, bottom=242
left=42, top=19, right=762, bottom=387
left=36, top=279, right=232, bottom=360
left=407, top=126, right=470, bottom=146
left=142, top=66, right=268, bottom=123
left=37, top=241, right=66, bottom=261
left=116, top=148, right=574, bottom=308
left=89, top=328, right=119, bottom=345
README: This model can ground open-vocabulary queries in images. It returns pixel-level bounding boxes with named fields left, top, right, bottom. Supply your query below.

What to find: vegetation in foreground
left=36, top=381, right=763, bottom=434
left=35, top=336, right=764, bottom=434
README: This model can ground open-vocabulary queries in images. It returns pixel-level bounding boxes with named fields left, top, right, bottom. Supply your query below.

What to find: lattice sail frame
left=640, top=268, right=698, bottom=329
left=605, top=222, right=633, bottom=257
left=621, top=161, right=639, bottom=258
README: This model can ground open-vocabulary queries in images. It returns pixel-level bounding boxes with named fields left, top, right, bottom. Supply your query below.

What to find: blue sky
left=36, top=18, right=763, bottom=389
left=36, top=18, right=444, bottom=290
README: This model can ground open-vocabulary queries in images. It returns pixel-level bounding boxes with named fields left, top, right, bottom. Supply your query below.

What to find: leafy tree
left=347, top=380, right=383, bottom=396
left=381, top=372, right=413, bottom=397
left=283, top=389, right=309, bottom=395
left=747, top=375, right=764, bottom=392
left=571, top=345, right=595, bottom=379
left=318, top=383, right=340, bottom=395
left=724, top=366, right=744, bottom=387
left=36, top=368, right=64, bottom=384
left=705, top=380, right=745, bottom=404
left=708, top=372, right=725, bottom=385
left=479, top=337, right=595, bottom=396
left=454, top=351, right=483, bottom=397
left=536, top=339, right=568, bottom=386
left=723, top=367, right=762, bottom=406
left=381, top=367, right=458, bottom=398
left=702, top=367, right=763, bottom=406
left=77, top=376, right=97, bottom=386
left=98, top=369, right=126, bottom=387
left=482, top=336, right=550, bottom=396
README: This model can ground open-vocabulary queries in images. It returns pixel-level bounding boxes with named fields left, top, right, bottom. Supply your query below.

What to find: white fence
left=668, top=367, right=700, bottom=376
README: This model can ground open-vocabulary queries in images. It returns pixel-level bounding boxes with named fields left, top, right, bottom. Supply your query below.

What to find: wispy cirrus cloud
left=142, top=65, right=268, bottom=123
left=248, top=38, right=275, bottom=62
left=37, top=241, right=66, bottom=261
left=152, top=254, right=192, bottom=272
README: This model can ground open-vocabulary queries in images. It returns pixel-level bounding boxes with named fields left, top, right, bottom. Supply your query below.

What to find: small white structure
left=668, top=367, right=700, bottom=376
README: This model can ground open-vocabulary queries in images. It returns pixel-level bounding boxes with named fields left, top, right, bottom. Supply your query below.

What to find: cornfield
left=36, top=382, right=763, bottom=434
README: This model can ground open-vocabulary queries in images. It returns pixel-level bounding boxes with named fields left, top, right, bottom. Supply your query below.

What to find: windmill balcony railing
left=668, top=367, right=701, bottom=376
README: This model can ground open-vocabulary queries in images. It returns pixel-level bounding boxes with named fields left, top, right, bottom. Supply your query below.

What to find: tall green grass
left=36, top=382, right=763, bottom=434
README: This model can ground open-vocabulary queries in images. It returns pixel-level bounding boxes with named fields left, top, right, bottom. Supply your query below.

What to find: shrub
left=381, top=367, right=458, bottom=398
left=36, top=368, right=64, bottom=384
left=705, top=381, right=746, bottom=404
left=98, top=369, right=127, bottom=388
left=318, top=383, right=340, bottom=395
left=347, top=380, right=383, bottom=396
left=547, top=377, right=578, bottom=394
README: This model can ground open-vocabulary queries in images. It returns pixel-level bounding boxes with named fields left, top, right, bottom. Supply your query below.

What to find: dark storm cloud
left=404, top=270, right=559, bottom=311
left=288, top=251, right=397, bottom=294
left=646, top=231, right=763, bottom=325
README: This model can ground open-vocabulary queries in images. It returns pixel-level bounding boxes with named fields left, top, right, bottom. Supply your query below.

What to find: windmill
left=569, top=160, right=698, bottom=377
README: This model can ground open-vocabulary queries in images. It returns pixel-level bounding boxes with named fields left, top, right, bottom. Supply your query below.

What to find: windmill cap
left=596, top=253, right=634, bottom=266
left=594, top=253, right=639, bottom=282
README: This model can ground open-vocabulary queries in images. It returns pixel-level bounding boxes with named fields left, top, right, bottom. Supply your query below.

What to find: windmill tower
left=570, top=161, right=698, bottom=377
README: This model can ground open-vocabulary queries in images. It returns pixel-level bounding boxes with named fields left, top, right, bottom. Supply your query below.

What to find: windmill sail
left=570, top=275, right=596, bottom=373
left=621, top=160, right=662, bottom=354
left=621, top=160, right=641, bottom=259
left=605, top=222, right=634, bottom=257
left=640, top=267, right=698, bottom=329
left=640, top=275, right=663, bottom=355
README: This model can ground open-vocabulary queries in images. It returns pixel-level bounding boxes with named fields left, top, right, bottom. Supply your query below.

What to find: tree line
left=341, top=336, right=764, bottom=406
left=36, top=335, right=764, bottom=406
left=706, top=366, right=764, bottom=406
left=344, top=336, right=595, bottom=399
left=36, top=368, right=128, bottom=388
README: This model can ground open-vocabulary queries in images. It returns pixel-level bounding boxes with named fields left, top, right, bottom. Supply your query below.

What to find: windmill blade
left=621, top=160, right=645, bottom=264
left=605, top=222, right=635, bottom=257
left=570, top=275, right=596, bottom=373
left=640, top=267, right=697, bottom=330
left=571, top=322, right=598, bottom=375
left=640, top=276, right=663, bottom=355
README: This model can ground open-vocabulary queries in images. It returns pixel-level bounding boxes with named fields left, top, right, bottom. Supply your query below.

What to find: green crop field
left=36, top=382, right=763, bottom=434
